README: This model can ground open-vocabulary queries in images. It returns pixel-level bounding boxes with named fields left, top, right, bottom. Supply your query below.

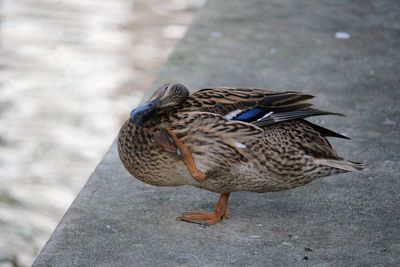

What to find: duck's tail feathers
left=315, top=158, right=366, bottom=172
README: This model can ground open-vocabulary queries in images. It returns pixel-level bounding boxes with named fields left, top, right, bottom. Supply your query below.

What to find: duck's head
left=130, top=83, right=189, bottom=126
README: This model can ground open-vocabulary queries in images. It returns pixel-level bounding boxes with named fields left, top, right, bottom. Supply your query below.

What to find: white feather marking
left=233, top=140, right=247, bottom=149
left=224, top=109, right=243, bottom=120
left=256, top=111, right=274, bottom=121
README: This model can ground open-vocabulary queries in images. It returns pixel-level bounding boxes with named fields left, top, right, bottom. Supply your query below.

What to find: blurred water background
left=0, top=0, right=203, bottom=266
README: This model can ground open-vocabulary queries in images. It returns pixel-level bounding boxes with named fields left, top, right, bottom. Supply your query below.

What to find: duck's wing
left=181, top=87, right=348, bottom=139
left=175, top=88, right=364, bottom=173
left=181, top=87, right=314, bottom=115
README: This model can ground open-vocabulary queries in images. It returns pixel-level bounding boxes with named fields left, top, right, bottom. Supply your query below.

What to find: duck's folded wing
left=182, top=87, right=314, bottom=116
left=182, top=87, right=347, bottom=139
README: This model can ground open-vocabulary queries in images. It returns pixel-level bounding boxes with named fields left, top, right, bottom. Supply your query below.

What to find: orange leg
left=178, top=193, right=230, bottom=226
left=164, top=128, right=207, bottom=182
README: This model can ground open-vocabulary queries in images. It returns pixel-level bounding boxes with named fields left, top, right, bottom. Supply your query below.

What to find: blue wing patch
left=232, top=107, right=267, bottom=122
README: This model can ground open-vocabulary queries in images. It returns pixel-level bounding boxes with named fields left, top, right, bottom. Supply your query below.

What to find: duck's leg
left=178, top=193, right=230, bottom=226
left=163, top=128, right=207, bottom=182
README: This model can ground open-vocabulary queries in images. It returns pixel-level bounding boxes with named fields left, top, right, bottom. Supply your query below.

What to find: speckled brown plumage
left=118, top=83, right=364, bottom=225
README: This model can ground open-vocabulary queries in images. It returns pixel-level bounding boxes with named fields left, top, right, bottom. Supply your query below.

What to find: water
left=0, top=0, right=203, bottom=265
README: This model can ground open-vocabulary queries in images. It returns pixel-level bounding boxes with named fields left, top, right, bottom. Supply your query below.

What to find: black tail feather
left=303, top=120, right=350, bottom=139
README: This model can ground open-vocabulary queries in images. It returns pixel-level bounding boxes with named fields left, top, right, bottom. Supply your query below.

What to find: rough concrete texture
left=34, top=0, right=400, bottom=266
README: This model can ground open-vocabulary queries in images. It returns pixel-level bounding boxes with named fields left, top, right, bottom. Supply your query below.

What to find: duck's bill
left=129, top=100, right=159, bottom=126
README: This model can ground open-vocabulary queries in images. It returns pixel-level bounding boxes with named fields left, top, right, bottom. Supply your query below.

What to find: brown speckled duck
left=118, top=83, right=364, bottom=225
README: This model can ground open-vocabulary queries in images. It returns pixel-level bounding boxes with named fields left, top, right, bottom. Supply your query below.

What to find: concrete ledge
left=34, top=0, right=400, bottom=266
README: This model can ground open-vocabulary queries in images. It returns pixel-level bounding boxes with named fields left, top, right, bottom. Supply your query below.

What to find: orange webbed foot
left=177, top=193, right=230, bottom=226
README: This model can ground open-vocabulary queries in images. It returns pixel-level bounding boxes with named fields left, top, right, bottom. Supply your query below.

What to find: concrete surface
left=33, top=0, right=400, bottom=266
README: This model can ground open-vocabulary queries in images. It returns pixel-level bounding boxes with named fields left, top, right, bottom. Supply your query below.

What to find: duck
left=118, top=83, right=364, bottom=226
